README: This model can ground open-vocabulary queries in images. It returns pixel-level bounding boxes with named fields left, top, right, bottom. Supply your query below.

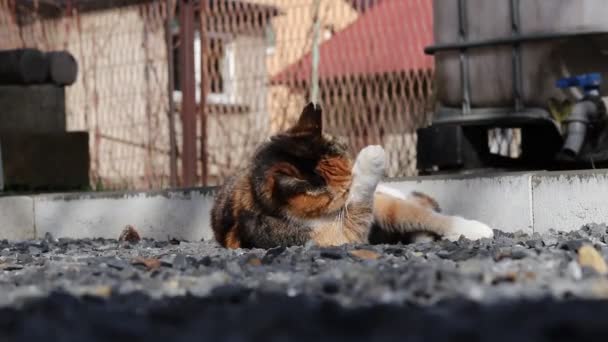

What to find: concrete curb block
left=0, top=196, right=35, bottom=240
left=531, top=170, right=608, bottom=234
left=33, top=190, right=216, bottom=242
left=0, top=170, right=607, bottom=240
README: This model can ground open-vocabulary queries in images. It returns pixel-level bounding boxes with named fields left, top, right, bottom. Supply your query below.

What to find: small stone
left=542, top=234, right=559, bottom=247
left=266, top=271, right=291, bottom=284
left=262, top=246, right=286, bottom=264
left=105, top=258, right=128, bottom=271
left=173, top=254, right=188, bottom=270
left=199, top=256, right=212, bottom=267
left=44, top=232, right=58, bottom=243
left=320, top=248, right=344, bottom=260
left=160, top=255, right=176, bottom=267
left=591, top=279, right=608, bottom=298
left=584, top=223, right=607, bottom=238
left=226, top=261, right=242, bottom=275
left=0, top=264, right=23, bottom=271
left=95, top=245, right=115, bottom=252
left=28, top=247, right=42, bottom=256
left=578, top=245, right=608, bottom=275
left=164, top=279, right=180, bottom=290
left=132, top=257, right=161, bottom=271
left=525, top=239, right=544, bottom=249
left=322, top=279, right=340, bottom=294
left=154, top=241, right=169, bottom=248
left=491, top=272, right=518, bottom=285
left=491, top=247, right=510, bottom=261
left=439, top=248, right=477, bottom=262
left=349, top=249, right=380, bottom=260
left=118, top=225, right=141, bottom=244
left=408, top=251, right=424, bottom=259
left=512, top=230, right=528, bottom=239
left=385, top=247, right=404, bottom=257
left=567, top=261, right=583, bottom=280
left=17, top=253, right=33, bottom=264
left=559, top=239, right=591, bottom=252
left=169, top=238, right=181, bottom=245
left=243, top=255, right=262, bottom=267
left=581, top=266, right=601, bottom=279
left=88, top=285, right=112, bottom=298
left=510, top=246, right=530, bottom=260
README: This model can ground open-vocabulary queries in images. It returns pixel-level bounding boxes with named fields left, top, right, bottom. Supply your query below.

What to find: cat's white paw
left=446, top=217, right=494, bottom=241
left=348, top=145, right=386, bottom=203
left=353, top=145, right=386, bottom=178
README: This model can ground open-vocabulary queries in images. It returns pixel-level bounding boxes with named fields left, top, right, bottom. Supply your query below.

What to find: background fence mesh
left=0, top=0, right=436, bottom=190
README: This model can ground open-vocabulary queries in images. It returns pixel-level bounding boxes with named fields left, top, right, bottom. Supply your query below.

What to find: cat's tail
left=369, top=185, right=494, bottom=244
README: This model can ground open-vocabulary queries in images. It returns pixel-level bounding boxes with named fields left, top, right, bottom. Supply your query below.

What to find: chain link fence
left=0, top=0, right=435, bottom=190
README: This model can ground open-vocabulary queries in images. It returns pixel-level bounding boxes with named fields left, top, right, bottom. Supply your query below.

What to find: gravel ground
left=2, top=225, right=608, bottom=341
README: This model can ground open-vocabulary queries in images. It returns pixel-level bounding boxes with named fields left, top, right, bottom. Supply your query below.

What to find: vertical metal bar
left=165, top=0, right=178, bottom=187
left=179, top=0, right=197, bottom=187
left=458, top=0, right=471, bottom=115
left=511, top=0, right=523, bottom=111
left=0, top=142, right=4, bottom=192
left=310, top=0, right=321, bottom=104
left=143, top=5, right=153, bottom=188
left=199, top=1, right=208, bottom=186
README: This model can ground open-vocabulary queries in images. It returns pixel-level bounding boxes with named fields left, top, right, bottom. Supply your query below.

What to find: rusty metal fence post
left=178, top=0, right=197, bottom=187
left=165, top=0, right=178, bottom=188
left=198, top=1, right=208, bottom=186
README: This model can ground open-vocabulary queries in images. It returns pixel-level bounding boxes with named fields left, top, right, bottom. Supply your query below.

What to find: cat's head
left=252, top=102, right=353, bottom=218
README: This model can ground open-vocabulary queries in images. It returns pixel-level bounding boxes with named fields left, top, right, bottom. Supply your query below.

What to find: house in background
left=170, top=0, right=280, bottom=183
left=249, top=0, right=362, bottom=132
left=0, top=0, right=434, bottom=186
left=269, top=0, right=434, bottom=176
left=0, top=0, right=280, bottom=187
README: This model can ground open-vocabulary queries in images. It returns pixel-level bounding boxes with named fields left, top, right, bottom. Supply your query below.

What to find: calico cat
left=211, top=103, right=494, bottom=249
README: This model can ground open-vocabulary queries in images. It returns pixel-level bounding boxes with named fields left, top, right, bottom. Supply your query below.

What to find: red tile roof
left=271, top=0, right=434, bottom=85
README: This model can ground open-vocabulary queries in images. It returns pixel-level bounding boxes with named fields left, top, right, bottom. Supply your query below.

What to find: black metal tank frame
left=424, top=30, right=608, bottom=55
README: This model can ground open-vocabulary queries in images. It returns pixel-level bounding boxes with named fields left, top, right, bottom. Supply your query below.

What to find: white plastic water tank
left=433, top=0, right=608, bottom=108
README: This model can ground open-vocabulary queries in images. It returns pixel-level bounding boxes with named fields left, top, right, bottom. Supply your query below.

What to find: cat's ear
left=287, top=102, right=322, bottom=136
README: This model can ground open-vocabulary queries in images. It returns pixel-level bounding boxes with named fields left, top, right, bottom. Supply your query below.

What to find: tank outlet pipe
left=561, top=100, right=597, bottom=157
left=556, top=73, right=605, bottom=157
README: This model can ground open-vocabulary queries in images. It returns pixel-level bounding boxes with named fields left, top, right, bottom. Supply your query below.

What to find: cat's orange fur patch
left=285, top=157, right=352, bottom=218
left=287, top=192, right=332, bottom=218
left=316, top=156, right=352, bottom=188
left=225, top=229, right=241, bottom=249
left=373, top=192, right=451, bottom=235
left=231, top=180, right=254, bottom=214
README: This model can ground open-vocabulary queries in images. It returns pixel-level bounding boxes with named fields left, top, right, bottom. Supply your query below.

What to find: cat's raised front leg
left=310, top=145, right=386, bottom=246
left=311, top=145, right=386, bottom=246
left=341, top=145, right=386, bottom=243
left=348, top=145, right=386, bottom=204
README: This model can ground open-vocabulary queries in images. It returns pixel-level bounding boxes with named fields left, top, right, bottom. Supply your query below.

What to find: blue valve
left=556, top=73, right=602, bottom=95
